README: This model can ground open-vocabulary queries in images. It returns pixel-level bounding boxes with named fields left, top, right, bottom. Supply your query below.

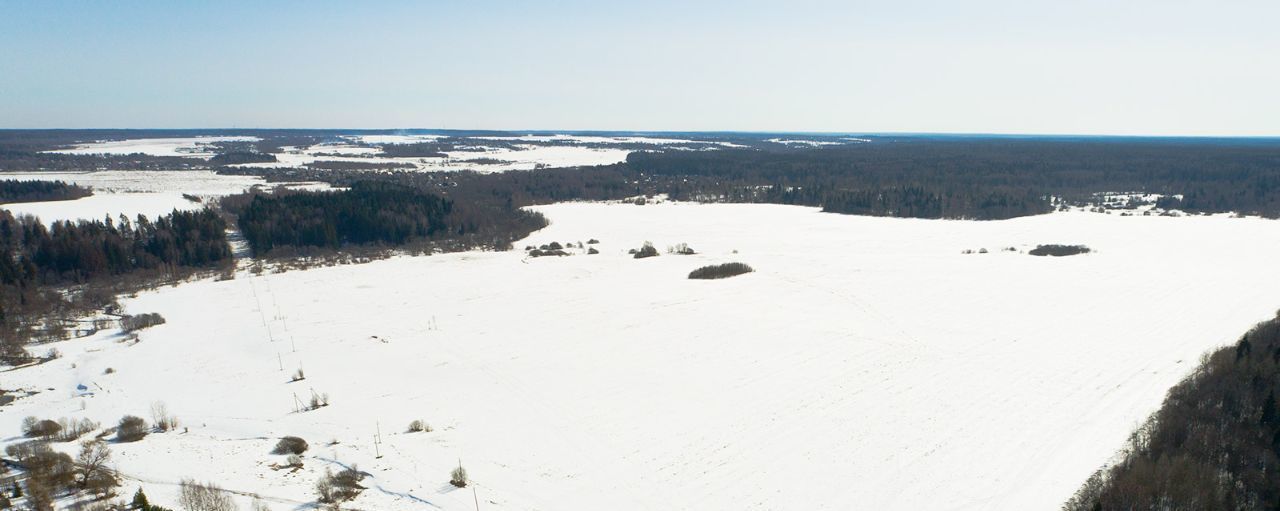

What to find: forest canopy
left=1065, top=312, right=1280, bottom=510
left=0, top=179, right=92, bottom=204
left=226, top=181, right=547, bottom=256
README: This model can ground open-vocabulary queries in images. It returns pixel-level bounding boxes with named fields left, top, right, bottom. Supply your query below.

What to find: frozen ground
left=243, top=143, right=632, bottom=173
left=3, top=203, right=1278, bottom=510
left=0, top=170, right=323, bottom=224
left=47, top=133, right=750, bottom=174
left=47, top=137, right=260, bottom=158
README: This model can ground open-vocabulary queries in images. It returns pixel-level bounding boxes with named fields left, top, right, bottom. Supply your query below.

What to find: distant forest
left=627, top=139, right=1280, bottom=219
left=1065, top=312, right=1280, bottom=510
left=220, top=137, right=1280, bottom=220
left=6, top=130, right=1280, bottom=220
left=223, top=181, right=547, bottom=256
left=0, top=179, right=91, bottom=204
left=0, top=208, right=231, bottom=362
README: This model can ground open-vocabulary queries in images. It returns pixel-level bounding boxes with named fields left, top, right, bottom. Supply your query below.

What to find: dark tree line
left=1065, top=312, right=1280, bottom=510
left=378, top=142, right=449, bottom=158
left=0, top=208, right=231, bottom=284
left=225, top=137, right=1280, bottom=221
left=628, top=138, right=1280, bottom=219
left=0, top=208, right=231, bottom=361
left=209, top=151, right=277, bottom=165
left=0, top=179, right=91, bottom=204
left=226, top=181, right=547, bottom=256
left=688, top=262, right=754, bottom=279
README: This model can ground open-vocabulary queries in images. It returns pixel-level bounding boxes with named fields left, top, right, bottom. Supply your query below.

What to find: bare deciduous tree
left=179, top=479, right=238, bottom=511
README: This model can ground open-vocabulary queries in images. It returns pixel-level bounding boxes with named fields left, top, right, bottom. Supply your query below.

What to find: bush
left=308, top=392, right=329, bottom=411
left=117, top=415, right=148, bottom=442
left=450, top=464, right=469, bottom=488
left=632, top=242, right=658, bottom=259
left=587, top=247, right=599, bottom=255
left=291, top=368, right=305, bottom=382
left=272, top=436, right=308, bottom=455
left=151, top=401, right=179, bottom=432
left=1028, top=244, right=1091, bottom=256
left=285, top=454, right=304, bottom=468
left=671, top=243, right=695, bottom=255
left=407, top=420, right=431, bottom=433
left=121, top=313, right=166, bottom=332
left=23, top=417, right=61, bottom=439
left=688, top=262, right=754, bottom=280
left=316, top=466, right=364, bottom=503
left=528, top=248, right=568, bottom=257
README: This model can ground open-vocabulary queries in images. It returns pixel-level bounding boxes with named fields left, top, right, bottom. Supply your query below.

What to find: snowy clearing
left=46, top=136, right=260, bottom=158
left=3, top=203, right=1279, bottom=510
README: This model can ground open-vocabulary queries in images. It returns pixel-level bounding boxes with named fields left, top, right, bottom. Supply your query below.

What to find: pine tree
left=132, top=487, right=149, bottom=509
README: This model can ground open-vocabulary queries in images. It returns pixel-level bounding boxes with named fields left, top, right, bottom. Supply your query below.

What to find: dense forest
left=1065, top=312, right=1280, bottom=510
left=627, top=138, right=1280, bottom=219
left=224, top=181, right=547, bottom=256
left=0, top=179, right=91, bottom=204
left=0, top=209, right=232, bottom=362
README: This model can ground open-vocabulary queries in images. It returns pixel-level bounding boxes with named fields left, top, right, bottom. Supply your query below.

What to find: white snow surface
left=473, top=134, right=749, bottom=147
left=766, top=138, right=843, bottom=146
left=237, top=142, right=630, bottom=173
left=4, top=203, right=1279, bottom=510
left=46, top=137, right=260, bottom=158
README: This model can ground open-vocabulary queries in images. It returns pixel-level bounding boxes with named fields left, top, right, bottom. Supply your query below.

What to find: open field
left=3, top=202, right=1278, bottom=510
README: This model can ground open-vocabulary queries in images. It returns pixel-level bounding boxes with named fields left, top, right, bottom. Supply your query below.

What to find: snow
left=46, top=137, right=261, bottom=158
left=4, top=203, right=1279, bottom=511
left=237, top=144, right=631, bottom=173
left=343, top=134, right=447, bottom=145
left=473, top=134, right=749, bottom=147
left=441, top=144, right=630, bottom=172
left=766, top=138, right=843, bottom=146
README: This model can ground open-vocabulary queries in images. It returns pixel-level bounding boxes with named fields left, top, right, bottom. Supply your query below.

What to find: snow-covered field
left=47, top=137, right=260, bottom=158
left=244, top=143, right=632, bottom=173
left=0, top=170, right=327, bottom=224
left=4, top=203, right=1278, bottom=510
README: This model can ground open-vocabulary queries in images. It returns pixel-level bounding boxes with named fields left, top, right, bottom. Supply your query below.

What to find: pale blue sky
left=1, top=0, right=1276, bottom=135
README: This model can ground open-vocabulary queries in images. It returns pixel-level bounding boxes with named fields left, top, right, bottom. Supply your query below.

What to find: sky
left=1, top=0, right=1277, bottom=135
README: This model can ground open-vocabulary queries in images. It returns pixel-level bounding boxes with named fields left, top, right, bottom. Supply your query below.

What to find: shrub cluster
left=316, top=466, right=365, bottom=504
left=272, top=436, right=309, bottom=455
left=0, top=179, right=91, bottom=204
left=1028, top=244, right=1091, bottom=256
left=121, top=312, right=166, bottom=332
left=117, top=415, right=148, bottom=442
left=688, top=263, right=754, bottom=280
left=631, top=242, right=659, bottom=259
left=407, top=419, right=432, bottom=433
left=21, top=416, right=98, bottom=442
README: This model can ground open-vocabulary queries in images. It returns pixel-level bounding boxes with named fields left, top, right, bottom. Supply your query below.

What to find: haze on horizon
left=1, top=0, right=1277, bottom=136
